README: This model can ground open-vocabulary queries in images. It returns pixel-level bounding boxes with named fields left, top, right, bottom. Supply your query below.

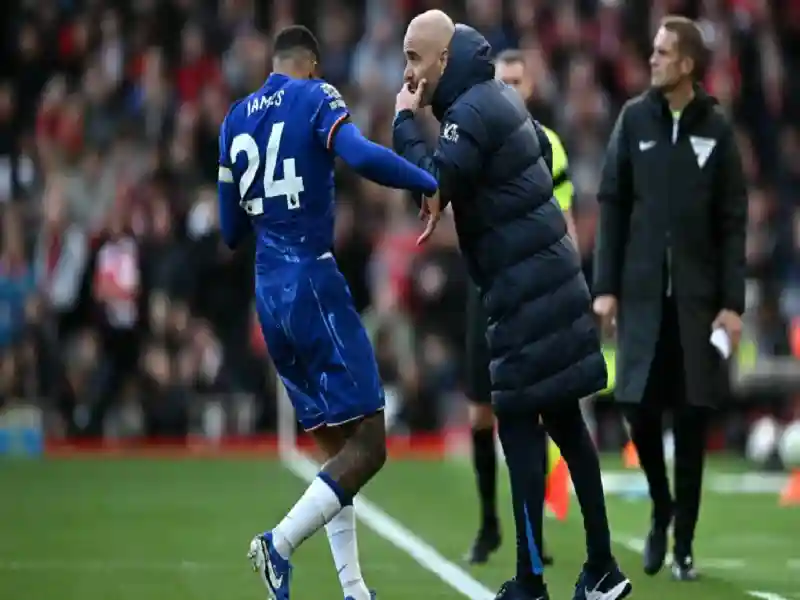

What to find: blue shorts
left=255, top=257, right=385, bottom=431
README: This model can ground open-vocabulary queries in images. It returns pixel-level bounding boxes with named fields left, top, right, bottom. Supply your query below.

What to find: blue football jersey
left=218, top=74, right=349, bottom=271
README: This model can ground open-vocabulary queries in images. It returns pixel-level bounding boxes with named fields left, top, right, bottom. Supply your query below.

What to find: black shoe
left=671, top=554, right=698, bottom=581
left=464, top=526, right=501, bottom=564
left=572, top=562, right=632, bottom=600
left=643, top=519, right=670, bottom=575
left=495, top=579, right=548, bottom=600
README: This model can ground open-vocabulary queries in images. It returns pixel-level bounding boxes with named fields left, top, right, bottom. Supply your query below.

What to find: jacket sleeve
left=392, top=102, right=487, bottom=208
left=713, top=122, right=747, bottom=314
left=593, top=103, right=633, bottom=297
left=433, top=102, right=487, bottom=205
left=392, top=110, right=436, bottom=208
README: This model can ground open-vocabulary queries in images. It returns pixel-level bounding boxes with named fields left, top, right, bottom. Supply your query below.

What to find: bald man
left=393, top=12, right=631, bottom=600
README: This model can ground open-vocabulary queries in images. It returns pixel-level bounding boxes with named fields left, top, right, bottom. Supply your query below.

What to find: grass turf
left=0, top=455, right=797, bottom=600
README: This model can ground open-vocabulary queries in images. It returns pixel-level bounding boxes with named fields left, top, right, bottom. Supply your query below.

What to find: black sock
left=543, top=403, right=613, bottom=572
left=497, top=416, right=547, bottom=594
left=472, top=426, right=498, bottom=530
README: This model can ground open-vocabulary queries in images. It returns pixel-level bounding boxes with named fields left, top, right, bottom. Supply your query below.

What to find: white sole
left=247, top=536, right=277, bottom=599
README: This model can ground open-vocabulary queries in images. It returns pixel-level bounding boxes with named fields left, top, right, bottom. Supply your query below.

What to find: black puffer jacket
left=393, top=25, right=606, bottom=412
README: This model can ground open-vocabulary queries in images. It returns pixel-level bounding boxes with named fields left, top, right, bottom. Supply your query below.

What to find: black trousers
left=498, top=400, right=612, bottom=583
left=624, top=295, right=710, bottom=557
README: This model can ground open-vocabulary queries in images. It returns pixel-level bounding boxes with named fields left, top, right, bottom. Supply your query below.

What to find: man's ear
left=440, top=48, right=449, bottom=75
left=681, top=55, right=695, bottom=79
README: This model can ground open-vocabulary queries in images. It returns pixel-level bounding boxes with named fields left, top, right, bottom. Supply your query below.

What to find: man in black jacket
left=594, top=15, right=747, bottom=581
left=393, top=11, right=631, bottom=600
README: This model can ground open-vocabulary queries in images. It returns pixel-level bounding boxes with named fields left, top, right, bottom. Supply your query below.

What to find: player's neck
left=663, top=80, right=695, bottom=113
left=272, top=60, right=309, bottom=81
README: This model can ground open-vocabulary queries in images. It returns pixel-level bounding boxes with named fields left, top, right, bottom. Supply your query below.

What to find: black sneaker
left=464, top=526, right=501, bottom=565
left=671, top=554, right=698, bottom=581
left=572, top=562, right=632, bottom=600
left=643, top=517, right=671, bottom=575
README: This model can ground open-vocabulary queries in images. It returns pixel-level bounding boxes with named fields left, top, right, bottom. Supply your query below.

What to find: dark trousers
left=624, top=295, right=710, bottom=557
left=498, top=400, right=612, bottom=586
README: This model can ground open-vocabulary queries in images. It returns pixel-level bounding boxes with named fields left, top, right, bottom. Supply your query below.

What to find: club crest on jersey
left=441, top=122, right=459, bottom=143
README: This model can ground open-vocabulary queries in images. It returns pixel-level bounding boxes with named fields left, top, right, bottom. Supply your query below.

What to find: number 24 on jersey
left=230, top=122, right=304, bottom=215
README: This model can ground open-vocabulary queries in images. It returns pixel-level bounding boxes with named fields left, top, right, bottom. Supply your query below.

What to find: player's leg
left=465, top=401, right=501, bottom=563
left=247, top=293, right=331, bottom=600
left=251, top=261, right=386, bottom=600
left=312, top=425, right=374, bottom=600
left=464, top=283, right=502, bottom=563
left=541, top=401, right=631, bottom=600
left=495, top=411, right=548, bottom=599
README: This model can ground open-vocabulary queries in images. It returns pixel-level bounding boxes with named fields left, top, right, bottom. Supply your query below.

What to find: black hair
left=273, top=25, right=320, bottom=64
left=495, top=48, right=526, bottom=66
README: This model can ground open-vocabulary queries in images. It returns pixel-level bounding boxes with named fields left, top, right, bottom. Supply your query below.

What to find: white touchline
left=0, top=559, right=233, bottom=571
left=281, top=448, right=495, bottom=600
left=614, top=537, right=747, bottom=569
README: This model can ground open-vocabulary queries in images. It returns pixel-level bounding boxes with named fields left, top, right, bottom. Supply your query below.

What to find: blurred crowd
left=0, top=0, right=798, bottom=440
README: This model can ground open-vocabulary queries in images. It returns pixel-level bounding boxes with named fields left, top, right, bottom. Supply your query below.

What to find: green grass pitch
left=0, top=455, right=797, bottom=600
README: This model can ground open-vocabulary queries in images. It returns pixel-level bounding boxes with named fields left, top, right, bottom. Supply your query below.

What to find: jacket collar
left=646, top=83, right=718, bottom=127
left=431, top=24, right=494, bottom=121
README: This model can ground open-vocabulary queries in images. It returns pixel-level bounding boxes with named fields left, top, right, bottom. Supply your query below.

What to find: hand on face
left=395, top=79, right=427, bottom=113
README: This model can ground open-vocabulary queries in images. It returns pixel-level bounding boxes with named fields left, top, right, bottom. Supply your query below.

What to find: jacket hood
left=431, top=24, right=494, bottom=121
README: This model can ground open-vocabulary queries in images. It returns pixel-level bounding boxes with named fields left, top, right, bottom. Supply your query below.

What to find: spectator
left=0, top=0, right=796, bottom=441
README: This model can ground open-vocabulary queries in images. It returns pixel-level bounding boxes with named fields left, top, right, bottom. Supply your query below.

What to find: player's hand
left=417, top=191, right=441, bottom=245
left=396, top=80, right=426, bottom=114
left=592, top=294, right=618, bottom=337
left=712, top=309, right=742, bottom=352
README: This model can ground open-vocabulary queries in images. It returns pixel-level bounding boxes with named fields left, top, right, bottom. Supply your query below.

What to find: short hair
left=273, top=25, right=320, bottom=63
left=495, top=49, right=526, bottom=66
left=660, top=15, right=709, bottom=79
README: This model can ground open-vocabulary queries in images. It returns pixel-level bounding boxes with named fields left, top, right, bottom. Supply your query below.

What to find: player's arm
left=312, top=83, right=437, bottom=196
left=392, top=101, right=487, bottom=208
left=542, top=125, right=578, bottom=244
left=217, top=112, right=252, bottom=250
left=593, top=103, right=634, bottom=297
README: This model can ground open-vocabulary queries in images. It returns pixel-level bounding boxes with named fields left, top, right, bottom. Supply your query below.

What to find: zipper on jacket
left=666, top=240, right=673, bottom=297
left=666, top=113, right=679, bottom=298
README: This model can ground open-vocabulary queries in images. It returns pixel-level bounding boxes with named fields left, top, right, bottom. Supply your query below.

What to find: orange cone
left=623, top=441, right=640, bottom=469
left=545, top=458, right=570, bottom=520
left=790, top=318, right=800, bottom=358
left=779, top=470, right=800, bottom=506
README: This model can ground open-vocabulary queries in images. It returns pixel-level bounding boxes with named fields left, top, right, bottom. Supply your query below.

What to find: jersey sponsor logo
left=441, top=122, right=459, bottom=143
left=689, top=136, right=716, bottom=168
